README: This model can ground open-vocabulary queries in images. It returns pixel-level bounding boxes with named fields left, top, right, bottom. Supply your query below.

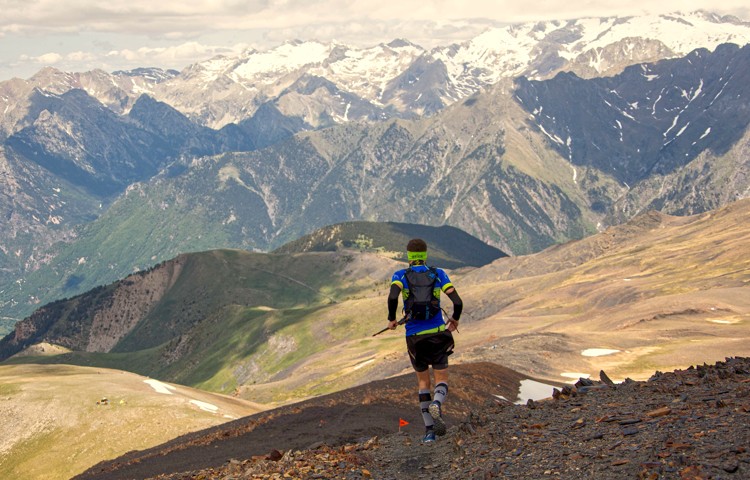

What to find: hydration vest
left=404, top=267, right=441, bottom=320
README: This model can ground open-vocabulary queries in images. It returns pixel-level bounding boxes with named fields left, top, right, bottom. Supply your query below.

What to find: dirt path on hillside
left=73, top=363, right=533, bottom=479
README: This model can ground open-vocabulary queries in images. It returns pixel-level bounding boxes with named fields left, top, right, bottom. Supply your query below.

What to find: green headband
left=407, top=251, right=427, bottom=261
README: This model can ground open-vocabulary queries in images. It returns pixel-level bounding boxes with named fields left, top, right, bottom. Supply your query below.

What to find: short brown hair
left=406, top=238, right=427, bottom=252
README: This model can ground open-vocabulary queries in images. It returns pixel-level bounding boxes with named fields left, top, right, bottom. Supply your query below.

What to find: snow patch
left=537, top=124, right=564, bottom=145
left=582, top=348, right=620, bottom=357
left=675, top=122, right=690, bottom=137
left=515, top=379, right=556, bottom=404
left=352, top=359, right=375, bottom=371
left=144, top=379, right=176, bottom=395
left=190, top=400, right=219, bottom=412
left=708, top=319, right=738, bottom=325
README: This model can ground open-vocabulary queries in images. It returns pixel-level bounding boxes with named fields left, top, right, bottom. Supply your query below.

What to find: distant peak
left=387, top=38, right=417, bottom=49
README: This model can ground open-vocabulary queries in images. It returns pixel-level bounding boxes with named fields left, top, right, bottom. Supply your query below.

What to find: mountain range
left=1, top=10, right=750, bottom=326
left=5, top=11, right=748, bottom=129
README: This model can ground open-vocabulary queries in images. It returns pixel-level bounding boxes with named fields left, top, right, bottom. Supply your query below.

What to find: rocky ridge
left=143, top=357, right=750, bottom=479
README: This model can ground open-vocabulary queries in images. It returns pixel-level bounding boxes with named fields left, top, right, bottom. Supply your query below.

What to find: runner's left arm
left=444, top=287, right=462, bottom=321
left=437, top=269, right=462, bottom=322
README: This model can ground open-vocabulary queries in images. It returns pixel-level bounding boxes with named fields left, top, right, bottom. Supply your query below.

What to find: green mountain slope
left=1, top=248, right=403, bottom=401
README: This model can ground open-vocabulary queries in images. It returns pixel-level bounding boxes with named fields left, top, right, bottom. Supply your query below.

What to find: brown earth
left=75, top=357, right=750, bottom=479
left=73, top=362, right=536, bottom=480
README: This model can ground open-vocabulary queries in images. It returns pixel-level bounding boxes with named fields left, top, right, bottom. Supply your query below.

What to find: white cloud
left=108, top=42, right=249, bottom=66
left=1, top=1, right=748, bottom=37
left=19, top=52, right=64, bottom=65
left=67, top=51, right=97, bottom=62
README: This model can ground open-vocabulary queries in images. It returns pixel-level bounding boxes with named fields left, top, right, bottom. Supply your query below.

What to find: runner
left=385, top=238, right=463, bottom=443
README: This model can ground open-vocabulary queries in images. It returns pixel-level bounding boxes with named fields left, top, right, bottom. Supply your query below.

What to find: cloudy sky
left=1, top=0, right=748, bottom=81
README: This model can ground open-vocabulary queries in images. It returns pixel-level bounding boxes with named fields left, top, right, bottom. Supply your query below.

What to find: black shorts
left=406, top=330, right=454, bottom=372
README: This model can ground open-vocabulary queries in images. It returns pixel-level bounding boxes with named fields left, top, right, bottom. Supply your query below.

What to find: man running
left=386, top=238, right=463, bottom=443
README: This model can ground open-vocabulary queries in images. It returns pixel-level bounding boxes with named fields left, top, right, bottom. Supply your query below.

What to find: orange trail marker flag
left=399, top=418, right=409, bottom=431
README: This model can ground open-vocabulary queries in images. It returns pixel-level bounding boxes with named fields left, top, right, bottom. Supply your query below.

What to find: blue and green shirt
left=391, top=265, right=453, bottom=336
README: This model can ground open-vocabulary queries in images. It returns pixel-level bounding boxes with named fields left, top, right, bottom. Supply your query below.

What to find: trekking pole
left=372, top=314, right=409, bottom=337
left=441, top=307, right=458, bottom=333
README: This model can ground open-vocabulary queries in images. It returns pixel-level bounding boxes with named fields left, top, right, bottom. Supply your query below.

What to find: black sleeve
left=445, top=288, right=463, bottom=321
left=387, top=284, right=401, bottom=320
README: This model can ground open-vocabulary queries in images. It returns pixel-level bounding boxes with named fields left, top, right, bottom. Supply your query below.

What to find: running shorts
left=406, top=330, right=454, bottom=372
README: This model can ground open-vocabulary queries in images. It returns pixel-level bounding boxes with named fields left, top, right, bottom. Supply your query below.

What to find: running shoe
left=422, top=430, right=436, bottom=443
left=429, top=401, right=446, bottom=436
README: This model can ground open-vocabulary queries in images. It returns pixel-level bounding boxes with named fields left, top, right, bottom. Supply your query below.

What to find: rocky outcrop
left=0, top=256, right=184, bottom=359
left=85, top=258, right=184, bottom=352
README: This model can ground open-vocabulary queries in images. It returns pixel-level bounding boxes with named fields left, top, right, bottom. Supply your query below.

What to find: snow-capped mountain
left=153, top=10, right=750, bottom=127
left=432, top=11, right=750, bottom=98
left=3, top=10, right=749, bottom=132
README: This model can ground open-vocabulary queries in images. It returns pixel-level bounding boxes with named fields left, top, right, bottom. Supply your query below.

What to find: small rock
left=646, top=406, right=671, bottom=417
left=618, top=418, right=642, bottom=425
left=570, top=418, right=585, bottom=430
left=266, top=449, right=283, bottom=461
left=576, top=378, right=595, bottom=387
left=600, top=370, right=616, bottom=387
left=561, top=386, right=576, bottom=397
left=363, top=436, right=378, bottom=449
